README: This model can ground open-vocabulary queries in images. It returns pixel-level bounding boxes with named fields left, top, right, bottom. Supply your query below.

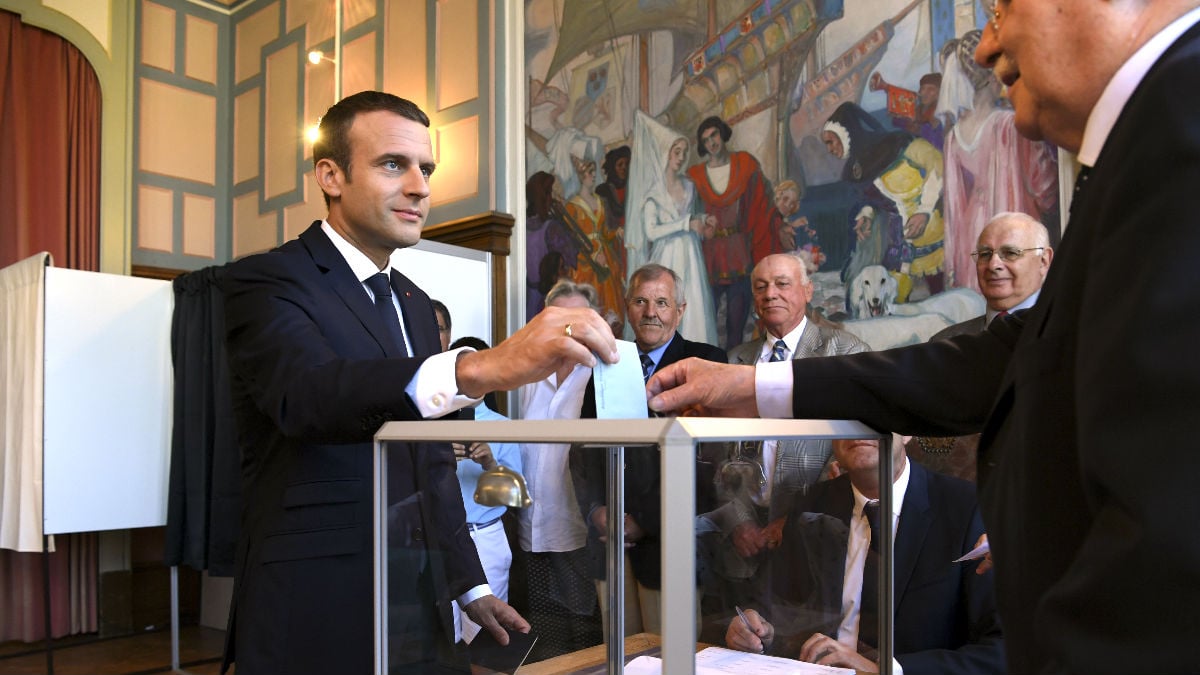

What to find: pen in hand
left=735, top=605, right=763, bottom=653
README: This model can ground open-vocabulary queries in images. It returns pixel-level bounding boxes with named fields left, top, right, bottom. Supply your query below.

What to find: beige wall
left=3, top=0, right=508, bottom=271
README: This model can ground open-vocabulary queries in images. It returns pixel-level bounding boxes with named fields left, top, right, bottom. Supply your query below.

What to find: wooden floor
left=0, top=625, right=229, bottom=675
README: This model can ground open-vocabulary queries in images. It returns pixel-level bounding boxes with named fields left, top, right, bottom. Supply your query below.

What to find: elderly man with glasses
left=935, top=211, right=1052, bottom=338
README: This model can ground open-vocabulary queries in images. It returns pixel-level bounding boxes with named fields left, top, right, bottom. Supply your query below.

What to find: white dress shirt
left=754, top=317, right=809, bottom=504
left=517, top=364, right=592, bottom=553
left=837, top=456, right=910, bottom=668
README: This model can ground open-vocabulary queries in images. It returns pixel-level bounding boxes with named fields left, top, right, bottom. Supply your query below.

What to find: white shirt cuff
left=755, top=361, right=794, bottom=419
left=456, top=583, right=494, bottom=609
left=893, top=658, right=904, bottom=675
left=406, top=347, right=482, bottom=418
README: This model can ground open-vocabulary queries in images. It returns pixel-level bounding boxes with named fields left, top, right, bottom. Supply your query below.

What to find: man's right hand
left=455, top=305, right=617, bottom=398
left=646, top=358, right=758, bottom=418
left=726, top=608, right=773, bottom=654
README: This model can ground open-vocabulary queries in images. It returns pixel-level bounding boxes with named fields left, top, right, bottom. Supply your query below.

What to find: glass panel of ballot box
left=373, top=418, right=895, bottom=675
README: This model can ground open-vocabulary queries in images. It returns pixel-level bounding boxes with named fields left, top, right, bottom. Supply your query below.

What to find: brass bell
left=474, top=465, right=533, bottom=508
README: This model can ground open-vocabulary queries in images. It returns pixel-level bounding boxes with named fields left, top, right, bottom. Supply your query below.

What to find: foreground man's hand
left=799, top=632, right=875, bottom=671
left=646, top=358, right=758, bottom=417
left=456, top=306, right=618, bottom=398
left=463, top=595, right=531, bottom=645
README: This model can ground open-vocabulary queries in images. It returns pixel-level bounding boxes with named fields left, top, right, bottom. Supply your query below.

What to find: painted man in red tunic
left=687, top=116, right=779, bottom=349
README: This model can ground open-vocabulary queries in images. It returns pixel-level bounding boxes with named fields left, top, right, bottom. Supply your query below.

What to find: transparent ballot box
left=373, top=418, right=896, bottom=675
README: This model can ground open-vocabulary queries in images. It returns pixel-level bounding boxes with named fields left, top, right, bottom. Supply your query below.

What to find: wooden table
left=519, top=632, right=664, bottom=675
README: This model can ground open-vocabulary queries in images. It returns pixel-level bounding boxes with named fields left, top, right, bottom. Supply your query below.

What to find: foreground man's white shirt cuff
left=407, top=347, right=481, bottom=418
left=755, top=361, right=794, bottom=419
left=457, top=584, right=494, bottom=609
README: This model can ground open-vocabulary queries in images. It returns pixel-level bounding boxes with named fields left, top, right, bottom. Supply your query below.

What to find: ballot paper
left=624, top=646, right=855, bottom=675
left=954, top=539, right=990, bottom=563
left=592, top=339, right=649, bottom=419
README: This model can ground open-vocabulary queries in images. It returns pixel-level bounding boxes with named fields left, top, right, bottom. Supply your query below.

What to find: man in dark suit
left=219, top=91, right=616, bottom=675
left=728, top=436, right=1004, bottom=675
left=915, top=212, right=1053, bottom=481
left=647, top=3, right=1200, bottom=672
left=571, top=263, right=726, bottom=636
left=931, top=211, right=1052, bottom=341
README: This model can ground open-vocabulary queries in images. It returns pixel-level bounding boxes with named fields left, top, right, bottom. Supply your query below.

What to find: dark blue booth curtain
left=164, top=266, right=241, bottom=576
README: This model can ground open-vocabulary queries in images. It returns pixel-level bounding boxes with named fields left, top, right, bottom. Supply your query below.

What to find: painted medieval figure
left=937, top=29, right=1059, bottom=292
left=687, top=116, right=780, bottom=349
left=566, top=156, right=626, bottom=320
left=822, top=101, right=946, bottom=301
left=625, top=110, right=717, bottom=346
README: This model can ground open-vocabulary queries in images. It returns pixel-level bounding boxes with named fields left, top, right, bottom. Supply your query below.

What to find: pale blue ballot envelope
left=592, top=339, right=649, bottom=419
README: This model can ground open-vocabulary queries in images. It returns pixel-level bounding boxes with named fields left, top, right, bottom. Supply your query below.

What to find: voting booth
left=0, top=252, right=174, bottom=553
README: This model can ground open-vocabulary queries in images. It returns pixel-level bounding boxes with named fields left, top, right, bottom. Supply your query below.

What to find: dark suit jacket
left=760, top=462, right=1004, bottom=675
left=782, top=23, right=1200, bottom=673
left=929, top=315, right=985, bottom=341
left=570, top=332, right=726, bottom=588
left=219, top=223, right=486, bottom=675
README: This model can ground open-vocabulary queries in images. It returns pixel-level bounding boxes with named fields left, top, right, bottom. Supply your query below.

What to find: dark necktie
left=860, top=499, right=882, bottom=648
left=364, top=273, right=407, bottom=355
left=640, top=353, right=655, bottom=381
left=768, top=340, right=788, bottom=362
left=1069, top=164, right=1092, bottom=217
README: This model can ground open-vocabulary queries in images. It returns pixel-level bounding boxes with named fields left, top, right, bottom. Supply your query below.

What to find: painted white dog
left=849, top=264, right=899, bottom=319
left=890, top=287, right=986, bottom=325
left=842, top=313, right=954, bottom=350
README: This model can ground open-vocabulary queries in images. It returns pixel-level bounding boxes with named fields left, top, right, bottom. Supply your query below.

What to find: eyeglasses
left=628, top=297, right=674, bottom=311
left=971, top=246, right=1045, bottom=263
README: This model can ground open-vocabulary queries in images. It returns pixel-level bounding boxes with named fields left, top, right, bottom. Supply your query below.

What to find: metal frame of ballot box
left=373, top=418, right=893, bottom=675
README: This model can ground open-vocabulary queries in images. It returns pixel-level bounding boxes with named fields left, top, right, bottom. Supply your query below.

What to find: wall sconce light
left=305, top=122, right=321, bottom=145
left=307, top=50, right=336, bottom=66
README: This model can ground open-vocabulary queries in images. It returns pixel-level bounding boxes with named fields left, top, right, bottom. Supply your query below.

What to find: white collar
left=852, top=452, right=911, bottom=521
left=761, top=316, right=809, bottom=362
left=320, top=220, right=392, bottom=283
left=1078, top=7, right=1200, bottom=166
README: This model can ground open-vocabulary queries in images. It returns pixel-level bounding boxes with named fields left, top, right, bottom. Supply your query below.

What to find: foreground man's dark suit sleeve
left=219, top=222, right=486, bottom=675
left=785, top=24, right=1200, bottom=675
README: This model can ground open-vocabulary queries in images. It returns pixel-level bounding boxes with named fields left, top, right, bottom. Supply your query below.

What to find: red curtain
left=0, top=9, right=101, bottom=271
left=0, top=9, right=101, bottom=642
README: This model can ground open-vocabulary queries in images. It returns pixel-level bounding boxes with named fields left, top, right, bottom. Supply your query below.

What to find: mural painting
left=524, top=0, right=1060, bottom=352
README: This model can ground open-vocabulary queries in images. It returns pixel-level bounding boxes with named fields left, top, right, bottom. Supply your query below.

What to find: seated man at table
left=726, top=435, right=1004, bottom=674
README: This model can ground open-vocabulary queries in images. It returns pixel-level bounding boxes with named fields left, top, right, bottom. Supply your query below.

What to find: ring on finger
left=564, top=323, right=574, bottom=337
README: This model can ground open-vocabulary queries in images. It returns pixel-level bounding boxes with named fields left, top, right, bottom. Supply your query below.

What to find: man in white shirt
left=646, top=3, right=1200, bottom=672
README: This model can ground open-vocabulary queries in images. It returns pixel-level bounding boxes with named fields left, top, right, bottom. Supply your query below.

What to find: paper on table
left=954, top=539, right=990, bottom=562
left=696, top=647, right=855, bottom=674
left=593, top=339, right=649, bottom=419
left=623, top=647, right=854, bottom=675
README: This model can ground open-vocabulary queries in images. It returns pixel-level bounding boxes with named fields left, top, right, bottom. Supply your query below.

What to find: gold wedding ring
left=564, top=323, right=574, bottom=338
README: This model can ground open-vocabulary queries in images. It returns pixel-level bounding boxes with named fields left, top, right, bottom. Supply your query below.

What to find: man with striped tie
left=698, top=253, right=868, bottom=637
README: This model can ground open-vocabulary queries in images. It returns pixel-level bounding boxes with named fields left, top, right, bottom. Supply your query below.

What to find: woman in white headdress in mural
left=625, top=110, right=718, bottom=345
